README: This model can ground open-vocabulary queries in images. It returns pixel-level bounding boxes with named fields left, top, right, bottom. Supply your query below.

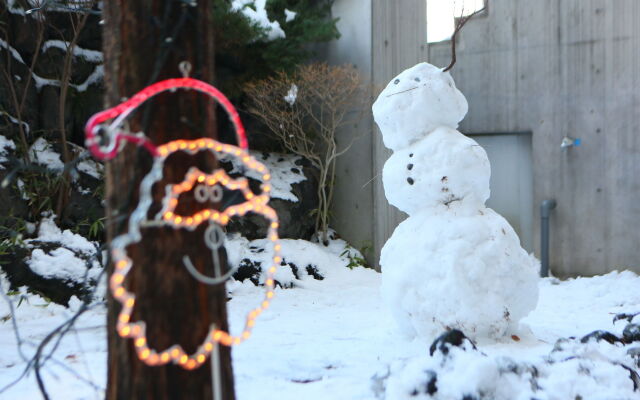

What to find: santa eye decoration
left=85, top=64, right=280, bottom=370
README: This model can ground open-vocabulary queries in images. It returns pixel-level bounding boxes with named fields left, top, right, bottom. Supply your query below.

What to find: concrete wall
left=323, top=0, right=376, bottom=261
left=324, top=0, right=427, bottom=268
left=428, top=0, right=640, bottom=276
left=370, top=0, right=427, bottom=269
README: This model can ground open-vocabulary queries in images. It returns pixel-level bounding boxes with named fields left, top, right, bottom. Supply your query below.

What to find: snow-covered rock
left=372, top=63, right=468, bottom=151
left=385, top=329, right=640, bottom=400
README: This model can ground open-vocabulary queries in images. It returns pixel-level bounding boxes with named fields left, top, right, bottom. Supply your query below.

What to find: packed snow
left=374, top=62, right=539, bottom=340
left=231, top=0, right=286, bottom=41
left=283, top=83, right=298, bottom=106
left=29, top=137, right=65, bottom=172
left=29, top=217, right=98, bottom=254
left=381, top=127, right=490, bottom=215
left=224, top=151, right=307, bottom=202
left=284, top=9, right=297, bottom=23
left=24, top=217, right=101, bottom=283
left=1, top=111, right=30, bottom=135
left=42, top=40, right=103, bottom=63
left=372, top=63, right=468, bottom=151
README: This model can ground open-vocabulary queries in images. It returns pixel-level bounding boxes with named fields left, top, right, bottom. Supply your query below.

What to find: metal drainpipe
left=540, top=199, right=557, bottom=277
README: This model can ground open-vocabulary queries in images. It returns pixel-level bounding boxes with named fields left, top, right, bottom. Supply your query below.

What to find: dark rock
left=232, top=258, right=262, bottom=286
left=619, top=363, right=640, bottom=391
left=580, top=330, right=621, bottom=344
left=429, top=329, right=477, bottom=357
left=614, top=312, right=639, bottom=324
left=231, top=256, right=324, bottom=289
left=623, top=324, right=640, bottom=343
left=224, top=155, right=318, bottom=240
left=0, top=240, right=100, bottom=306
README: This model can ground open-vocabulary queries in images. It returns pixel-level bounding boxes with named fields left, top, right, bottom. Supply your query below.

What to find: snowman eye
left=394, top=79, right=400, bottom=85
left=414, top=78, right=420, bottom=82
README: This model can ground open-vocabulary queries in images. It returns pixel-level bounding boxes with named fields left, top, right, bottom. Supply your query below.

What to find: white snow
left=31, top=74, right=61, bottom=91
left=284, top=9, right=297, bottom=22
left=225, top=151, right=307, bottom=202
left=42, top=40, right=103, bottom=63
left=24, top=217, right=101, bottom=283
left=2, top=264, right=639, bottom=399
left=381, top=204, right=540, bottom=340
left=0, top=38, right=27, bottom=64
left=382, top=126, right=490, bottom=215
left=372, top=63, right=468, bottom=151
left=30, top=137, right=64, bottom=172
left=31, top=64, right=104, bottom=92
left=28, top=216, right=98, bottom=254
left=1, top=111, right=30, bottom=135
left=1, top=39, right=103, bottom=92
left=0, top=135, right=16, bottom=167
left=231, top=0, right=286, bottom=41
left=6, top=0, right=27, bottom=16
left=28, top=247, right=101, bottom=283
left=284, top=83, right=298, bottom=106
left=225, top=233, right=362, bottom=288
left=76, top=157, right=103, bottom=179
left=71, top=64, right=104, bottom=93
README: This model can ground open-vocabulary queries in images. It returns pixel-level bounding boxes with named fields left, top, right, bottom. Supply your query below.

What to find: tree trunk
left=102, top=2, right=235, bottom=399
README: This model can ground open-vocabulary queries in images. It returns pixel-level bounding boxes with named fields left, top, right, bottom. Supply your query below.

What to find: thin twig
left=443, top=2, right=487, bottom=72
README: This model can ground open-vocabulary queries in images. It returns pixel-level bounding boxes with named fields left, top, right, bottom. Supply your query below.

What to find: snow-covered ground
left=1, top=258, right=639, bottom=399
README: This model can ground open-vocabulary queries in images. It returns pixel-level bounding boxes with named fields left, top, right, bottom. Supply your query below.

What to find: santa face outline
left=108, top=138, right=282, bottom=370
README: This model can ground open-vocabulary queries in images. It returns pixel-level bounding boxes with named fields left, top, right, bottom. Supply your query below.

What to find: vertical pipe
left=540, top=199, right=557, bottom=277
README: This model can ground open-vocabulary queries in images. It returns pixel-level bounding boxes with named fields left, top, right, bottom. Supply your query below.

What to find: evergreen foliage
left=213, top=0, right=340, bottom=98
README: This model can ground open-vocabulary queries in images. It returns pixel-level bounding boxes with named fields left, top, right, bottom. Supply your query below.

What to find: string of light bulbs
left=84, top=68, right=280, bottom=370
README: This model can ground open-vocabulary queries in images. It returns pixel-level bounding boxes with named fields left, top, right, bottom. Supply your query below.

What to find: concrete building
left=325, top=0, right=640, bottom=277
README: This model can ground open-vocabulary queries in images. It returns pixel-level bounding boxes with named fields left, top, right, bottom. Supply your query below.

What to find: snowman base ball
left=380, top=204, right=540, bottom=340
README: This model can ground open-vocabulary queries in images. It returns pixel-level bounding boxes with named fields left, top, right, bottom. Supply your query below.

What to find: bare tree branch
left=443, top=1, right=487, bottom=72
left=244, top=63, right=366, bottom=244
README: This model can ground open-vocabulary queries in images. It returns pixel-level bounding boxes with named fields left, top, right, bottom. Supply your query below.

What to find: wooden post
left=102, top=1, right=235, bottom=399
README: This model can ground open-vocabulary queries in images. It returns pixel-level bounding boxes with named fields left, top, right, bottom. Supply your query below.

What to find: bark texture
left=103, top=2, right=235, bottom=399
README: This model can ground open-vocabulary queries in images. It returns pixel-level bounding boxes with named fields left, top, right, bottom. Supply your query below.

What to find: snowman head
left=382, top=127, right=490, bottom=215
left=372, top=63, right=468, bottom=151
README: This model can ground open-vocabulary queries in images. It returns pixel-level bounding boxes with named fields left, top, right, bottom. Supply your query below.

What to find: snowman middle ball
left=382, top=127, right=491, bottom=215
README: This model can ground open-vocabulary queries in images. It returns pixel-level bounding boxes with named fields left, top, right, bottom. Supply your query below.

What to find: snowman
left=372, top=63, right=539, bottom=340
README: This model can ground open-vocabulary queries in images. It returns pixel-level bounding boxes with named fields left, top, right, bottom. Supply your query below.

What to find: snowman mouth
left=386, top=86, right=420, bottom=98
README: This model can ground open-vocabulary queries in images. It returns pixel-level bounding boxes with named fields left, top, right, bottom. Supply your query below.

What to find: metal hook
left=179, top=61, right=192, bottom=78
